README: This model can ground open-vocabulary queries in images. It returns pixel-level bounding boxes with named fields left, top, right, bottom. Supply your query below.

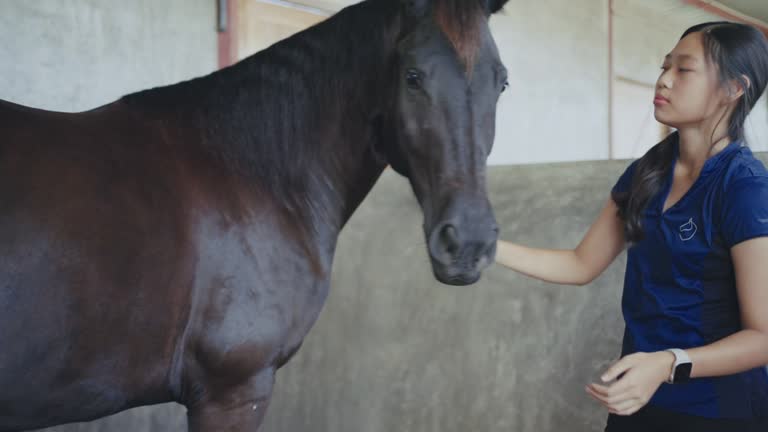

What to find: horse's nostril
left=440, top=224, right=460, bottom=254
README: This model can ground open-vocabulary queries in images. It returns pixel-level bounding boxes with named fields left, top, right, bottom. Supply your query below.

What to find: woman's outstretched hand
left=586, top=351, right=675, bottom=416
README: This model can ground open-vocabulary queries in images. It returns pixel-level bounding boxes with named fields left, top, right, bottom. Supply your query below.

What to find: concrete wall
left=0, top=0, right=217, bottom=112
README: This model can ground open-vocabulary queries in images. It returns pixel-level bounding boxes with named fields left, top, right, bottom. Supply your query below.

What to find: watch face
left=674, top=362, right=693, bottom=383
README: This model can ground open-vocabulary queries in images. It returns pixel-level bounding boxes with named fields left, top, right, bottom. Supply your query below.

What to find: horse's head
left=377, top=0, right=509, bottom=286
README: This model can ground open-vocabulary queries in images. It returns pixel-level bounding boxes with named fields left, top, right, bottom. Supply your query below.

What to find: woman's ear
left=727, top=75, right=750, bottom=102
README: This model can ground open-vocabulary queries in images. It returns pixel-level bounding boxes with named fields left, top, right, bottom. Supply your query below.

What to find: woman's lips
left=654, top=95, right=670, bottom=106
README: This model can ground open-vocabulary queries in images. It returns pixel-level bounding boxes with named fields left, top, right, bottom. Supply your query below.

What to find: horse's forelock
left=433, top=0, right=486, bottom=77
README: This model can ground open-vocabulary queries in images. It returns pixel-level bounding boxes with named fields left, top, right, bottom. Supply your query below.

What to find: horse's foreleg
left=186, top=368, right=274, bottom=432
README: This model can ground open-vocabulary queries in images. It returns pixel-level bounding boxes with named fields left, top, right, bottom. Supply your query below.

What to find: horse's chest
left=189, top=216, right=332, bottom=375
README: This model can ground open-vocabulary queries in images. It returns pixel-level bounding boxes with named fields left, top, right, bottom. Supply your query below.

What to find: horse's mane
left=122, top=1, right=397, bottom=205
left=120, top=0, right=488, bottom=210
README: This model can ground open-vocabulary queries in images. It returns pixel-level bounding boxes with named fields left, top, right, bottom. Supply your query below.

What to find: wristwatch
left=665, top=348, right=692, bottom=384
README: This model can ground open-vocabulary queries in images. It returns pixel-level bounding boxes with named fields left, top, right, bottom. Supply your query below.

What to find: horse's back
left=0, top=98, right=193, bottom=429
left=0, top=98, right=111, bottom=134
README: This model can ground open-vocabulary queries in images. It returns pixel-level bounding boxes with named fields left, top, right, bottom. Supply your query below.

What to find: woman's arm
left=685, top=236, right=768, bottom=377
left=587, top=236, right=768, bottom=416
left=495, top=198, right=626, bottom=285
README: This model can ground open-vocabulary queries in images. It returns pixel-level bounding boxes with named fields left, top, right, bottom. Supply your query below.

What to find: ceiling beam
left=275, top=0, right=342, bottom=15
left=683, top=0, right=768, bottom=36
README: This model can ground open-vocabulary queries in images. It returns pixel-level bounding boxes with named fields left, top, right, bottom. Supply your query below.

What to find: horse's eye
left=501, top=80, right=509, bottom=93
left=406, top=69, right=423, bottom=89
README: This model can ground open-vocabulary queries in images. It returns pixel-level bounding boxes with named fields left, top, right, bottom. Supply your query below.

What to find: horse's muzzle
left=427, top=218, right=498, bottom=286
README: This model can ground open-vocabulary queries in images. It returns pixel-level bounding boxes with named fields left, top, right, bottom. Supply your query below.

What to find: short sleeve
left=721, top=176, right=768, bottom=248
left=611, top=160, right=639, bottom=196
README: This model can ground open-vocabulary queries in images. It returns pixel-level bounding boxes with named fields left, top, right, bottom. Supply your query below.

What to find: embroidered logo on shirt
left=679, top=218, right=697, bottom=241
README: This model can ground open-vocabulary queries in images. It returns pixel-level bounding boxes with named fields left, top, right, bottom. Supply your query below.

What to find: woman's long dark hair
left=613, top=22, right=768, bottom=242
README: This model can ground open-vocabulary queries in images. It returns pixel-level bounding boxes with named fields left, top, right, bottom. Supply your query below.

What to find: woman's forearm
left=687, top=329, right=768, bottom=378
left=494, top=199, right=626, bottom=286
left=495, top=240, right=594, bottom=286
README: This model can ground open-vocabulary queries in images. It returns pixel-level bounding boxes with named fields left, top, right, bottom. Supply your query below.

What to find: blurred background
left=1, top=1, right=767, bottom=431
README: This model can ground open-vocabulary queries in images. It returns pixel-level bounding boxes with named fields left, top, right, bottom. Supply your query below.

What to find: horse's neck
left=223, top=0, right=397, bottom=250
left=306, top=130, right=389, bottom=240
left=116, top=1, right=400, bottom=277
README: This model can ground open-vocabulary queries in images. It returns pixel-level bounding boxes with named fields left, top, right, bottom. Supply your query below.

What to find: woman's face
left=653, top=31, right=732, bottom=130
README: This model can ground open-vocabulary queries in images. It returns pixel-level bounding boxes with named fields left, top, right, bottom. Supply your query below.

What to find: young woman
left=496, top=22, right=768, bottom=431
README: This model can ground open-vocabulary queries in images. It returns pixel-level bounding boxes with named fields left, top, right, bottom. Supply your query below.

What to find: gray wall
left=39, top=160, right=634, bottom=432
left=0, top=0, right=217, bottom=112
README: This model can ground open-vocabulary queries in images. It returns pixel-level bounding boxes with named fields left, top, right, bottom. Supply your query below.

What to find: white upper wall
left=612, top=0, right=768, bottom=156
left=294, top=0, right=612, bottom=165
left=488, top=0, right=610, bottom=165
left=0, top=0, right=217, bottom=112
left=1, top=0, right=764, bottom=162
left=301, top=0, right=767, bottom=163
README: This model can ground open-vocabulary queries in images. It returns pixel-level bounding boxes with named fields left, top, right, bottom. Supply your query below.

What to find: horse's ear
left=487, top=0, right=510, bottom=14
left=401, top=0, right=429, bottom=18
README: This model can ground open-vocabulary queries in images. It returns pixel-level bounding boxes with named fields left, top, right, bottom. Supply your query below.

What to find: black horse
left=0, top=0, right=509, bottom=430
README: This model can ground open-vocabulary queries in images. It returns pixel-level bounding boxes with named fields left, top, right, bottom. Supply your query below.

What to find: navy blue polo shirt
left=612, top=136, right=768, bottom=419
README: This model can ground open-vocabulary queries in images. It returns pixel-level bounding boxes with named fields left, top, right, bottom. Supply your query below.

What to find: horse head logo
left=679, top=218, right=697, bottom=241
